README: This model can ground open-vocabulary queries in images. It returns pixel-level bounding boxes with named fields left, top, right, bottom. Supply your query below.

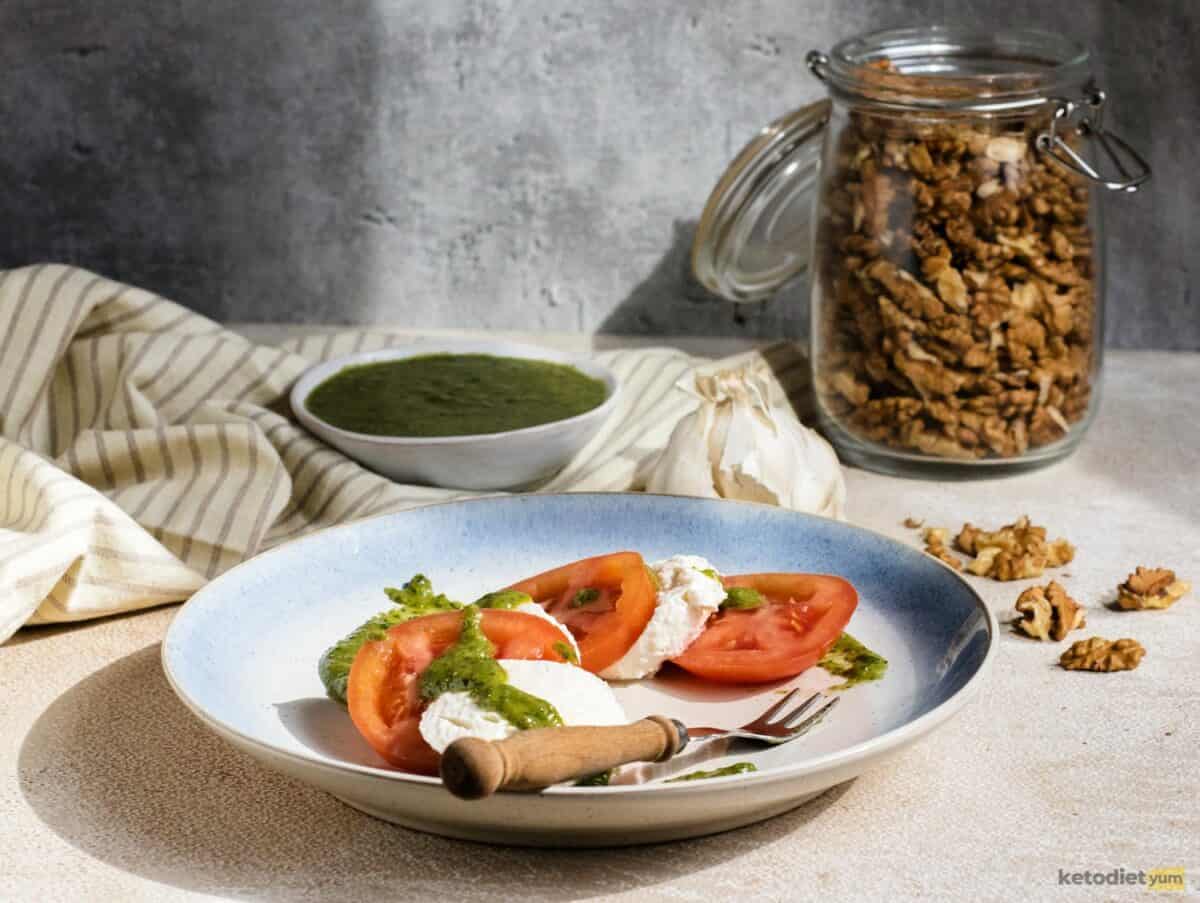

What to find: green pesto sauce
left=305, top=353, right=608, bottom=437
left=319, top=574, right=461, bottom=704
left=474, top=590, right=533, bottom=610
left=575, top=769, right=612, bottom=786
left=476, top=591, right=575, bottom=663
left=418, top=605, right=564, bottom=731
left=382, top=574, right=462, bottom=616
left=572, top=587, right=600, bottom=607
left=666, top=762, right=758, bottom=783
left=819, top=632, right=888, bottom=689
left=700, top=568, right=719, bottom=581
left=721, top=586, right=765, bottom=610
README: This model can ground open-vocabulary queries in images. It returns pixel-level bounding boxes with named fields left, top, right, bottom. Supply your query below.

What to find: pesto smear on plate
left=304, top=353, right=607, bottom=437
left=819, top=632, right=888, bottom=688
left=666, top=762, right=758, bottom=782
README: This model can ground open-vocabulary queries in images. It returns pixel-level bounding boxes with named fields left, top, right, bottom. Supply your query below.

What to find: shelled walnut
left=1115, top=566, right=1191, bottom=610
left=956, top=515, right=1074, bottom=581
left=1060, top=637, right=1145, bottom=672
left=813, top=101, right=1096, bottom=461
left=1014, top=581, right=1085, bottom=641
left=922, top=526, right=962, bottom=570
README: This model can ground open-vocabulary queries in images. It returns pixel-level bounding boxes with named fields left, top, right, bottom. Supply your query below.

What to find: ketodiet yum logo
left=1057, top=866, right=1187, bottom=892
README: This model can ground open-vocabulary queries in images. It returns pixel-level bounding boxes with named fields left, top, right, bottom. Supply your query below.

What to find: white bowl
left=290, top=340, right=619, bottom=490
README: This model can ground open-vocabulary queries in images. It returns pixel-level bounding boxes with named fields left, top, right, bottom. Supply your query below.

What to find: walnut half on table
left=1116, top=566, right=1191, bottom=610
left=1060, top=637, right=1145, bottom=672
left=1014, top=581, right=1085, bottom=641
left=921, top=526, right=962, bottom=571
left=957, top=515, right=1074, bottom=580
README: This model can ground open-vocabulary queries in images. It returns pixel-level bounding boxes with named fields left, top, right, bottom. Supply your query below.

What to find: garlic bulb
left=641, top=361, right=845, bottom=519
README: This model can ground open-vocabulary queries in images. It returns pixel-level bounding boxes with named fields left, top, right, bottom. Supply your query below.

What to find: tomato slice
left=346, top=609, right=572, bottom=774
left=507, top=552, right=657, bottom=674
left=670, top=574, right=857, bottom=684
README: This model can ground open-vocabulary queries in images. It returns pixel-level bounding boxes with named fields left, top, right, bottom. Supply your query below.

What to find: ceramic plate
left=163, top=494, right=995, bottom=847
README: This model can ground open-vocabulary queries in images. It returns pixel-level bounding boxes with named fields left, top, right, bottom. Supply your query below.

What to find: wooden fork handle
left=440, top=716, right=687, bottom=799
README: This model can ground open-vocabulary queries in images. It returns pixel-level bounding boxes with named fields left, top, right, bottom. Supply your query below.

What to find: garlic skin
left=642, top=362, right=845, bottom=519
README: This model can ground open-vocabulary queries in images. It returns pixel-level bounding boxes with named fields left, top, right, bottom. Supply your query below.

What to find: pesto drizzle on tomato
left=571, top=587, right=601, bottom=607
left=318, top=574, right=461, bottom=704
left=473, top=589, right=534, bottom=610
left=721, top=586, right=766, bottom=610
left=418, top=605, right=564, bottom=730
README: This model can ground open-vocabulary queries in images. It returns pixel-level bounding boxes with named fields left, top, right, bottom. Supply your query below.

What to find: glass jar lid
left=690, top=100, right=829, bottom=304
left=692, top=26, right=1148, bottom=304
left=816, top=25, right=1093, bottom=112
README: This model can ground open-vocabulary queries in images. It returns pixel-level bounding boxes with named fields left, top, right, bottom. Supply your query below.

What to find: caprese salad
left=318, top=552, right=886, bottom=778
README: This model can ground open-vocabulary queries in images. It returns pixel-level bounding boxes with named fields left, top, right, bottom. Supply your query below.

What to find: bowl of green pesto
left=291, top=341, right=619, bottom=489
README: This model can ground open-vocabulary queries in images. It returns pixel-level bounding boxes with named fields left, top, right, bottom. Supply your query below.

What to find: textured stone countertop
left=2, top=335, right=1198, bottom=902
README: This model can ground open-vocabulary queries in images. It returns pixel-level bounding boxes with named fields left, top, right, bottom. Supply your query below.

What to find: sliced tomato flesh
left=670, top=573, right=858, bottom=684
left=346, top=609, right=572, bottom=774
left=507, top=551, right=657, bottom=673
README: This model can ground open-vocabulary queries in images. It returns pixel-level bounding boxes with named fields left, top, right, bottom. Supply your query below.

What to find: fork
left=440, top=688, right=839, bottom=799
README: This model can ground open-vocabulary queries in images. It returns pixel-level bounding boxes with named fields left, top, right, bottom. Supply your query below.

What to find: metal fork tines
left=687, top=688, right=840, bottom=746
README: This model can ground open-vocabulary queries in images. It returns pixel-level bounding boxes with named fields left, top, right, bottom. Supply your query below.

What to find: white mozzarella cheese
left=418, top=659, right=626, bottom=753
left=598, top=554, right=725, bottom=680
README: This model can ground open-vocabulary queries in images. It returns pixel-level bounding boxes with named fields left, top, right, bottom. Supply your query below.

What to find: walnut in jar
left=813, top=107, right=1097, bottom=463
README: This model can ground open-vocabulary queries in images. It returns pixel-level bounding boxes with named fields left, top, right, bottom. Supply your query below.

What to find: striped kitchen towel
left=0, top=264, right=809, bottom=643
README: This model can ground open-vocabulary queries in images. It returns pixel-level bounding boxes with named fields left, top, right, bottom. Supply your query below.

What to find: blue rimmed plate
left=163, top=494, right=995, bottom=846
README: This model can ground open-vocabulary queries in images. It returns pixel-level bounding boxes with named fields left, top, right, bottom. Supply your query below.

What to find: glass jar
left=691, top=26, right=1149, bottom=476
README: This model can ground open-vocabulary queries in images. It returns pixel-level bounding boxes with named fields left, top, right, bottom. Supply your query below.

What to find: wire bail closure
left=806, top=50, right=831, bottom=82
left=1035, top=91, right=1151, bottom=192
left=808, top=45, right=1150, bottom=193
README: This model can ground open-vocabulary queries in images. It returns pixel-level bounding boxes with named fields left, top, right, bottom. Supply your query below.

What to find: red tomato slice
left=346, top=609, right=572, bottom=774
left=507, top=551, right=657, bottom=674
left=670, top=574, right=857, bottom=684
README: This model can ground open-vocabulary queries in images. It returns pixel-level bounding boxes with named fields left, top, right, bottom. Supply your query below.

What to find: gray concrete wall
left=1, top=1, right=1196, bottom=347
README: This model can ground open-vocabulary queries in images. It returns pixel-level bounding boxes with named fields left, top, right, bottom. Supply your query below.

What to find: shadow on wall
left=598, top=218, right=810, bottom=340
left=0, top=2, right=384, bottom=321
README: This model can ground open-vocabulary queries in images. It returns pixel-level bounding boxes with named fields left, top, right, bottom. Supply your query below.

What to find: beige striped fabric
left=0, top=264, right=808, bottom=643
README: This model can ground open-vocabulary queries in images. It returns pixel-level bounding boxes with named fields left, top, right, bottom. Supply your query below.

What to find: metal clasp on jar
left=807, top=47, right=1151, bottom=193
left=1036, top=91, right=1151, bottom=192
